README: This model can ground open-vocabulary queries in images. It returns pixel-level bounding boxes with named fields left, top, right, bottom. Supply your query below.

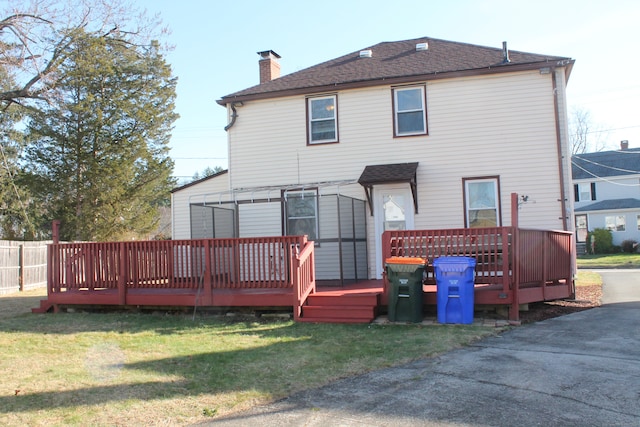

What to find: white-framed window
left=637, top=214, right=640, bottom=231
left=464, top=177, right=500, bottom=228
left=307, top=95, right=337, bottom=144
left=605, top=215, right=625, bottom=232
left=393, top=86, right=427, bottom=137
left=285, top=190, right=318, bottom=241
left=574, top=182, right=596, bottom=202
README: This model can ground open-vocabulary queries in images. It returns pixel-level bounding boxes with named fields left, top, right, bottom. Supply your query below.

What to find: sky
left=136, top=0, right=640, bottom=182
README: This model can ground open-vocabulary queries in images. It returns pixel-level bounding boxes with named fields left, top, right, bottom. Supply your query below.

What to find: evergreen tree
left=0, top=90, right=33, bottom=239
left=23, top=31, right=178, bottom=241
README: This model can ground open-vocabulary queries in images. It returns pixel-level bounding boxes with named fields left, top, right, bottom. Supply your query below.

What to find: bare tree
left=0, top=0, right=167, bottom=110
left=569, top=106, right=611, bottom=154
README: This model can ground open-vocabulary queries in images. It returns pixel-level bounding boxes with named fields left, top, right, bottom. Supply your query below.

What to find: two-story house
left=172, top=36, right=575, bottom=284
left=572, top=141, right=640, bottom=251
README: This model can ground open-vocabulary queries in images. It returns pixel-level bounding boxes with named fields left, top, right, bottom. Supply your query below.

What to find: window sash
left=308, top=96, right=337, bottom=143
left=578, top=183, right=591, bottom=201
left=394, top=87, right=426, bottom=136
left=465, top=178, right=499, bottom=228
left=285, top=191, right=318, bottom=240
left=605, top=215, right=626, bottom=232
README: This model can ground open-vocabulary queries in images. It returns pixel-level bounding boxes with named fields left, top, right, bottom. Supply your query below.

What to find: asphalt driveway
left=205, top=269, right=640, bottom=426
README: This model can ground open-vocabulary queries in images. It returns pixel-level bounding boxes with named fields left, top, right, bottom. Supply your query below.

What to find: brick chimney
left=620, top=140, right=629, bottom=150
left=258, top=50, right=281, bottom=84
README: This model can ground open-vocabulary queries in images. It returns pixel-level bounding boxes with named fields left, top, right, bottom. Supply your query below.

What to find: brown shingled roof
left=218, top=37, right=573, bottom=105
left=358, top=162, right=419, bottom=186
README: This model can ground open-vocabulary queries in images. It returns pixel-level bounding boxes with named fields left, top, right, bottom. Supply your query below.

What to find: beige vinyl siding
left=228, top=68, right=571, bottom=278
left=238, top=202, right=281, bottom=237
left=171, top=174, right=230, bottom=239
left=314, top=244, right=341, bottom=280
left=318, top=196, right=338, bottom=238
left=231, top=71, right=564, bottom=230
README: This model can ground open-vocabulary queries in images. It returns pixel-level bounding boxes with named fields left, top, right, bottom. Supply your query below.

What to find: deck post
left=542, top=231, right=549, bottom=299
left=118, top=242, right=127, bottom=305
left=510, top=193, right=520, bottom=322
left=203, top=241, right=213, bottom=305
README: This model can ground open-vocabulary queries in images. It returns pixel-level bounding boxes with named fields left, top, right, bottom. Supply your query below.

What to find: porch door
left=374, top=186, right=415, bottom=278
left=575, top=214, right=588, bottom=243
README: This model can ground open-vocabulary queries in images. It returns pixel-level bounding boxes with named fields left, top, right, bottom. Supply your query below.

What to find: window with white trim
left=285, top=190, right=318, bottom=240
left=393, top=86, right=427, bottom=136
left=464, top=178, right=500, bottom=228
left=574, top=182, right=596, bottom=202
left=605, top=215, right=625, bottom=232
left=637, top=214, right=640, bottom=231
left=307, top=95, right=337, bottom=144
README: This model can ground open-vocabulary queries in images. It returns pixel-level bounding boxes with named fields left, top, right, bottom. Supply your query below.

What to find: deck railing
left=48, top=236, right=314, bottom=306
left=292, top=238, right=317, bottom=320
left=382, top=226, right=574, bottom=320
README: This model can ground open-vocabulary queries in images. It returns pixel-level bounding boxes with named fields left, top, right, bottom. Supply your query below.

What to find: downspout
left=224, top=102, right=241, bottom=131
left=552, top=69, right=569, bottom=231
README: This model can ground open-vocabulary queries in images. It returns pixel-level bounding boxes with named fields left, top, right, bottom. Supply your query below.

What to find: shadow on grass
left=0, top=291, right=48, bottom=320
left=0, top=335, right=327, bottom=414
left=0, top=318, right=484, bottom=415
left=0, top=308, right=295, bottom=334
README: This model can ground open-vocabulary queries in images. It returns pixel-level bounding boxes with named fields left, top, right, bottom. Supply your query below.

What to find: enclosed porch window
left=285, top=190, right=319, bottom=240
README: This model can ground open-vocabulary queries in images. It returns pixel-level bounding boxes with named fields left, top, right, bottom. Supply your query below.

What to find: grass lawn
left=577, top=253, right=640, bottom=269
left=0, top=289, right=498, bottom=426
left=574, top=270, right=603, bottom=287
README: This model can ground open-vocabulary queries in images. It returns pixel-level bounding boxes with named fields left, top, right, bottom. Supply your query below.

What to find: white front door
left=374, top=186, right=415, bottom=278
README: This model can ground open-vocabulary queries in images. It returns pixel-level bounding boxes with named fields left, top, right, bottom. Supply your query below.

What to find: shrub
left=587, top=228, right=614, bottom=254
left=621, top=239, right=639, bottom=253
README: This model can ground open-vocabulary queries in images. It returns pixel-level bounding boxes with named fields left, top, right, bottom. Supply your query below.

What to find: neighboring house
left=172, top=36, right=575, bottom=283
left=572, top=141, right=640, bottom=251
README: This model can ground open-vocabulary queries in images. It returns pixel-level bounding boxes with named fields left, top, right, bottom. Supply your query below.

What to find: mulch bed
left=517, top=285, right=602, bottom=323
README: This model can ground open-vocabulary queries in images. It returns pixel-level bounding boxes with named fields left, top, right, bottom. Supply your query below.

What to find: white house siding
left=574, top=176, right=640, bottom=210
left=574, top=175, right=640, bottom=246
left=226, top=69, right=571, bottom=278
left=582, top=210, right=640, bottom=246
left=171, top=173, right=230, bottom=239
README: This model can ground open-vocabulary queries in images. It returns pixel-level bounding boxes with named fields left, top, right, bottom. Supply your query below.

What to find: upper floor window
left=307, top=95, right=338, bottom=144
left=574, top=182, right=596, bottom=202
left=463, top=177, right=501, bottom=228
left=393, top=86, right=427, bottom=137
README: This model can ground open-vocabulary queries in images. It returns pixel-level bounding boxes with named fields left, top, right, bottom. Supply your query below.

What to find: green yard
left=0, top=289, right=496, bottom=426
left=577, top=253, right=640, bottom=269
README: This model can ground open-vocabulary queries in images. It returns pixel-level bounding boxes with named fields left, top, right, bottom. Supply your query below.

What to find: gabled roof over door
left=358, top=162, right=419, bottom=215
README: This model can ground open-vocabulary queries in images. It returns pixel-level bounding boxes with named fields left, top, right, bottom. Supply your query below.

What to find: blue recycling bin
left=433, top=256, right=476, bottom=324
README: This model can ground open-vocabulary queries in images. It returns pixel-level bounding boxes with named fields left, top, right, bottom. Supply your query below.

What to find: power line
left=571, top=161, right=640, bottom=187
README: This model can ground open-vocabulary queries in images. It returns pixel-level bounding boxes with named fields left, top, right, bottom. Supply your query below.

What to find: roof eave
left=217, top=59, right=573, bottom=106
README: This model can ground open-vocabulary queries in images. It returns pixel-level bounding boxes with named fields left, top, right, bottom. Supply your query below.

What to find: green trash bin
left=386, top=257, right=426, bottom=323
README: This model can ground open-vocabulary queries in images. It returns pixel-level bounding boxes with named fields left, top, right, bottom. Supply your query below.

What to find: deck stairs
left=297, top=288, right=381, bottom=323
left=31, top=299, right=55, bottom=313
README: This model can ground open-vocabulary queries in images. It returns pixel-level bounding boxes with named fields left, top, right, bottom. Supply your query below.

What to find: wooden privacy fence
left=46, top=235, right=316, bottom=316
left=381, top=226, right=573, bottom=320
left=0, top=241, right=50, bottom=295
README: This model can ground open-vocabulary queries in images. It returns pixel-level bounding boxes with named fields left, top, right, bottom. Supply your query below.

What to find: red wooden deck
left=35, top=197, right=575, bottom=323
